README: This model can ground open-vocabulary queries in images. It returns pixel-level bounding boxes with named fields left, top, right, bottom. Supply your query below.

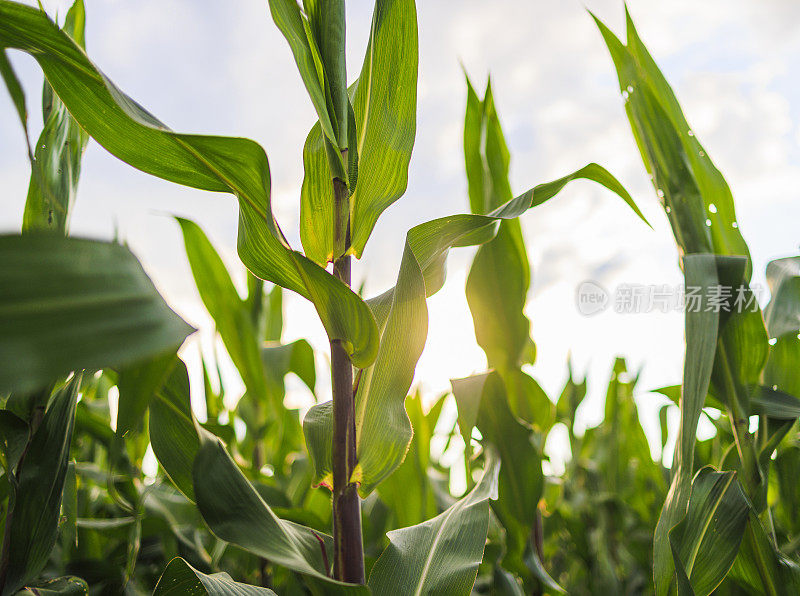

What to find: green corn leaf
left=15, top=577, right=88, bottom=596
left=773, top=446, right=800, bottom=537
left=267, top=0, right=347, bottom=183
left=367, top=451, right=500, bottom=595
left=728, top=509, right=800, bottom=594
left=0, top=234, right=193, bottom=394
left=761, top=257, right=800, bottom=407
left=653, top=255, right=727, bottom=596
left=304, top=240, right=426, bottom=495
left=300, top=0, right=418, bottom=263
left=464, top=76, right=531, bottom=372
left=451, top=372, right=542, bottom=577
left=22, top=0, right=90, bottom=235
left=154, top=557, right=276, bottom=595
left=262, top=339, right=316, bottom=396
left=750, top=385, right=800, bottom=419
left=763, top=334, right=800, bottom=402
left=377, top=392, right=442, bottom=528
left=3, top=375, right=80, bottom=595
left=0, top=409, right=27, bottom=476
left=593, top=9, right=750, bottom=273
left=668, top=467, right=749, bottom=596
left=267, top=0, right=342, bottom=152
left=149, top=359, right=217, bottom=502
left=302, top=0, right=347, bottom=148
left=192, top=436, right=368, bottom=594
left=177, top=218, right=271, bottom=407
left=348, top=0, right=417, bottom=259
left=304, top=163, right=643, bottom=495
left=149, top=362, right=363, bottom=592
left=764, top=256, right=800, bottom=340
left=0, top=47, right=28, bottom=140
left=115, top=352, right=176, bottom=447
left=0, top=1, right=379, bottom=368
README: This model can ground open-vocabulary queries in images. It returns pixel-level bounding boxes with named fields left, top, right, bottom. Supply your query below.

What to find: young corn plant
left=597, top=9, right=800, bottom=594
left=0, top=0, right=647, bottom=592
left=451, top=75, right=651, bottom=594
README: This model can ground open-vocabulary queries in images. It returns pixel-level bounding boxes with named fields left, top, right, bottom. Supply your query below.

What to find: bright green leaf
left=368, top=451, right=500, bottom=595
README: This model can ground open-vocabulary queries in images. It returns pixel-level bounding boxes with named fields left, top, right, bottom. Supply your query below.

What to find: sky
left=2, top=0, right=800, bottom=465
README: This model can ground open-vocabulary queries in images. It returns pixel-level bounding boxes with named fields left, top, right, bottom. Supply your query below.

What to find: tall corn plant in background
left=0, top=0, right=646, bottom=592
left=597, top=8, right=800, bottom=595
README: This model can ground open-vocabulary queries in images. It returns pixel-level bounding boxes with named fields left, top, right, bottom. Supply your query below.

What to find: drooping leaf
left=0, top=1, right=379, bottom=368
left=653, top=255, right=727, bottom=596
left=367, top=451, right=500, bottom=595
left=3, top=375, right=80, bottom=594
left=22, top=0, right=90, bottom=234
left=668, top=467, right=749, bottom=596
left=300, top=0, right=418, bottom=263
left=153, top=557, right=276, bottom=595
left=305, top=163, right=644, bottom=494
left=0, top=234, right=193, bottom=394
left=192, top=437, right=367, bottom=593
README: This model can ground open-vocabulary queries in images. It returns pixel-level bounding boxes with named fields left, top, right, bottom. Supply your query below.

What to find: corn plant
left=0, top=0, right=649, bottom=592
left=596, top=9, right=800, bottom=595
left=451, top=75, right=652, bottom=594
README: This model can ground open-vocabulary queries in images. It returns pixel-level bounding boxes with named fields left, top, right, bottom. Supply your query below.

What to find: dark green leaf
left=3, top=375, right=80, bottom=594
left=15, top=576, right=88, bottom=595
left=154, top=557, right=276, bottom=595
left=0, top=234, right=193, bottom=394
left=0, top=409, right=27, bottom=476
left=668, top=467, right=749, bottom=596
left=192, top=437, right=367, bottom=593
left=149, top=360, right=205, bottom=501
